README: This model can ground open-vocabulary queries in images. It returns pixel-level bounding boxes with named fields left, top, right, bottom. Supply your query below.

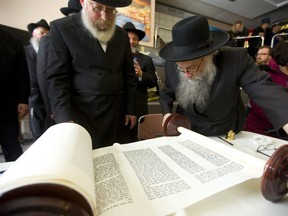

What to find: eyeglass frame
left=256, top=143, right=277, bottom=157
left=176, top=57, right=204, bottom=74
left=87, top=0, right=118, bottom=16
left=255, top=53, right=269, bottom=57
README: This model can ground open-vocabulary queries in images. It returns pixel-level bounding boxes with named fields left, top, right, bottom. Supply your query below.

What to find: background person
left=246, top=45, right=272, bottom=115
left=60, top=0, right=82, bottom=16
left=248, top=18, right=271, bottom=59
left=37, top=0, right=82, bottom=130
left=25, top=19, right=50, bottom=142
left=255, top=45, right=272, bottom=67
left=46, top=0, right=137, bottom=149
left=123, top=22, right=158, bottom=141
left=269, top=23, right=283, bottom=47
left=227, top=20, right=249, bottom=47
left=0, top=28, right=30, bottom=161
left=159, top=15, right=288, bottom=140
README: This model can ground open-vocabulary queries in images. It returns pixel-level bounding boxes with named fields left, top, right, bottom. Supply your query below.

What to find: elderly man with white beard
left=46, top=0, right=137, bottom=149
left=25, top=19, right=50, bottom=142
left=159, top=15, right=288, bottom=140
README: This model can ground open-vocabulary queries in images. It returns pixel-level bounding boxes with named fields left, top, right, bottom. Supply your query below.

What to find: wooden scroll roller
left=163, top=113, right=191, bottom=136
left=261, top=144, right=288, bottom=202
left=0, top=183, right=92, bottom=215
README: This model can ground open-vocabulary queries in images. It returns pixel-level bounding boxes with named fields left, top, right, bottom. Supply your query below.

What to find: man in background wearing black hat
left=37, top=0, right=82, bottom=131
left=25, top=19, right=50, bottom=142
left=248, top=17, right=272, bottom=58
left=60, top=0, right=82, bottom=16
left=123, top=22, right=158, bottom=141
left=46, top=0, right=137, bottom=149
left=159, top=15, right=288, bottom=140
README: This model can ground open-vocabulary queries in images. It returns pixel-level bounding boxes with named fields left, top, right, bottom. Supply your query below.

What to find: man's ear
left=79, top=0, right=85, bottom=7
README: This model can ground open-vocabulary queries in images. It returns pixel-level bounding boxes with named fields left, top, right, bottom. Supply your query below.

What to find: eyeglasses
left=257, top=143, right=276, bottom=152
left=177, top=58, right=204, bottom=74
left=87, top=0, right=118, bottom=16
left=256, top=143, right=277, bottom=157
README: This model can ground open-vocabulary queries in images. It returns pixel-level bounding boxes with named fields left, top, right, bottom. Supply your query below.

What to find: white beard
left=131, top=46, right=137, bottom=54
left=81, top=7, right=116, bottom=43
left=30, top=37, right=40, bottom=53
left=176, top=54, right=217, bottom=111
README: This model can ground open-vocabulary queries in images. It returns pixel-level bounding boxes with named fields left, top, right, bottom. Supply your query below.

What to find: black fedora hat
left=159, top=15, right=229, bottom=62
left=27, top=19, right=50, bottom=34
left=91, top=0, right=132, bottom=7
left=60, top=0, right=82, bottom=16
left=123, top=22, right=146, bottom=41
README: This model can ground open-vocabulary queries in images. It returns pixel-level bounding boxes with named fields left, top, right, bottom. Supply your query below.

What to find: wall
left=154, top=3, right=231, bottom=45
left=0, top=1, right=230, bottom=46
left=0, top=0, right=66, bottom=31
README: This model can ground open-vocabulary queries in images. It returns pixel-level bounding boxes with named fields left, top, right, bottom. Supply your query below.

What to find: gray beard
left=81, top=8, right=116, bottom=43
left=176, top=55, right=217, bottom=111
left=131, top=46, right=137, bottom=54
left=30, top=37, right=39, bottom=53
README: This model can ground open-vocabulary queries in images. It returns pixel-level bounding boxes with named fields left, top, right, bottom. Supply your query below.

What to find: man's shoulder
left=24, top=44, right=32, bottom=51
left=40, top=34, right=50, bottom=43
left=217, top=46, right=250, bottom=64
left=0, top=28, right=23, bottom=45
left=252, top=26, right=263, bottom=34
left=113, top=25, right=130, bottom=42
left=219, top=46, right=248, bottom=55
left=51, top=13, right=80, bottom=26
left=115, top=25, right=128, bottom=35
left=137, top=52, right=152, bottom=60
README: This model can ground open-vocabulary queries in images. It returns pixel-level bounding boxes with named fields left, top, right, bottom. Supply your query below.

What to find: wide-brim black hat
left=92, top=0, right=132, bottom=7
left=159, top=15, right=229, bottom=62
left=27, top=19, right=50, bottom=34
left=60, top=0, right=82, bottom=16
left=123, top=22, right=146, bottom=41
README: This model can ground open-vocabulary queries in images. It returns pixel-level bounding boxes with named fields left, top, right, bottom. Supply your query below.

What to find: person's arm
left=16, top=37, right=30, bottom=110
left=123, top=31, right=137, bottom=126
left=16, top=36, right=30, bottom=120
left=18, top=104, right=29, bottom=119
left=240, top=49, right=288, bottom=139
left=159, top=61, right=177, bottom=126
left=137, top=55, right=157, bottom=88
left=37, top=35, right=52, bottom=116
left=159, top=61, right=176, bottom=114
left=46, top=21, right=73, bottom=123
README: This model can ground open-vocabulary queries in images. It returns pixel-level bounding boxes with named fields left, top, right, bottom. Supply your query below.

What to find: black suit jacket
left=160, top=47, right=288, bottom=138
left=134, top=52, right=157, bottom=118
left=0, top=28, right=30, bottom=119
left=37, top=35, right=51, bottom=114
left=25, top=44, right=45, bottom=108
left=46, top=13, right=137, bottom=148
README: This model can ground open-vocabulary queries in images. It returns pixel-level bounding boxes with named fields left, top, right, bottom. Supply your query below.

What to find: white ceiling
left=156, top=0, right=288, bottom=29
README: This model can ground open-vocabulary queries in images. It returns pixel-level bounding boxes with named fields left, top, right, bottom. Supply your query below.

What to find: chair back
left=137, top=114, right=164, bottom=140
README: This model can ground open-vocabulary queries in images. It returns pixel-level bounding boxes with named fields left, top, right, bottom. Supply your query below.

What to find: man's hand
left=134, top=61, right=143, bottom=78
left=283, top=123, right=288, bottom=135
left=18, top=103, right=29, bottom=119
left=125, top=115, right=137, bottom=129
left=162, top=113, right=172, bottom=127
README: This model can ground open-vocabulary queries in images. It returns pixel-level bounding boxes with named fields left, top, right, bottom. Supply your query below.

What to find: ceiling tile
left=201, top=0, right=276, bottom=18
